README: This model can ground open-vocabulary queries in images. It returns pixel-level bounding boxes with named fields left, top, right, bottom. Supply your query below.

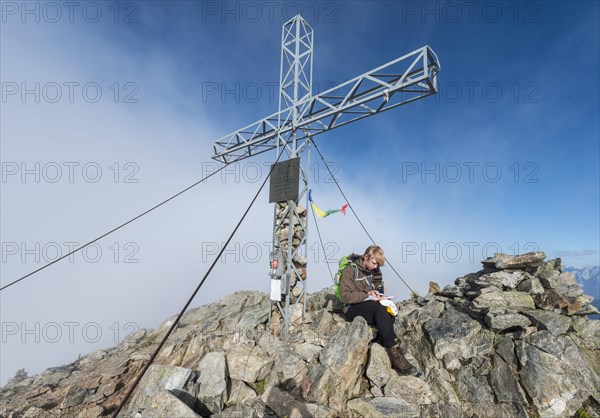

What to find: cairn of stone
left=273, top=202, right=308, bottom=304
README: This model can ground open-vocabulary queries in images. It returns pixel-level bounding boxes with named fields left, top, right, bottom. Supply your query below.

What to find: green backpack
left=334, top=254, right=358, bottom=302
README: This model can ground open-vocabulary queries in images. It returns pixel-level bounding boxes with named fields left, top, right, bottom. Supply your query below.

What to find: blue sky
left=1, top=1, right=598, bottom=385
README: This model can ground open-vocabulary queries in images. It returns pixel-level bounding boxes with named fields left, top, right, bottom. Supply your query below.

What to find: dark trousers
left=345, top=301, right=397, bottom=348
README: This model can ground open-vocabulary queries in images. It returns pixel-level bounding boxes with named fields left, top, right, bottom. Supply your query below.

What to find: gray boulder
left=516, top=331, right=600, bottom=417
left=302, top=316, right=373, bottom=410
left=346, top=396, right=417, bottom=418
left=225, top=379, right=256, bottom=406
left=472, top=289, right=535, bottom=311
left=485, top=310, right=531, bottom=331
left=490, top=354, right=527, bottom=404
left=478, top=270, right=528, bottom=289
left=273, top=344, right=306, bottom=382
left=383, top=375, right=436, bottom=406
left=524, top=310, right=571, bottom=336
left=423, top=306, right=482, bottom=361
left=226, top=345, right=274, bottom=384
left=482, top=252, right=546, bottom=270
left=294, top=342, right=322, bottom=363
left=515, top=277, right=545, bottom=294
left=131, top=390, right=202, bottom=418
left=365, top=343, right=392, bottom=388
left=261, top=386, right=331, bottom=418
left=124, top=364, right=200, bottom=415
left=455, top=358, right=494, bottom=404
left=197, top=351, right=228, bottom=414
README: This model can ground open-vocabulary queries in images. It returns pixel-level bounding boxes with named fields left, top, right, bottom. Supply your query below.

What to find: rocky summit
left=1, top=252, right=599, bottom=418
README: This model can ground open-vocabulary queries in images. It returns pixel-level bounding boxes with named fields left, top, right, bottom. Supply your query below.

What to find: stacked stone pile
left=273, top=202, right=308, bottom=303
left=435, top=252, right=597, bottom=331
left=395, top=252, right=599, bottom=417
left=1, top=252, right=598, bottom=418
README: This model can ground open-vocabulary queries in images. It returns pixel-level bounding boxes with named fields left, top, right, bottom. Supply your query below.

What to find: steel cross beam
left=269, top=15, right=314, bottom=338
left=212, top=44, right=440, bottom=164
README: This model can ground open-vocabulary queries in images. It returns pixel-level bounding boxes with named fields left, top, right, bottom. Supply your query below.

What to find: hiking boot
left=371, top=331, right=384, bottom=346
left=386, top=344, right=416, bottom=375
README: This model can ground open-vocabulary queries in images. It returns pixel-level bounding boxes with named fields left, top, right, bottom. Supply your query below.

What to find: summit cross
left=211, top=15, right=440, bottom=336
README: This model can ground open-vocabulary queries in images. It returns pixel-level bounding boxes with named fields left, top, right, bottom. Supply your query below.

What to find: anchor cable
left=1, top=155, right=249, bottom=292
left=111, top=147, right=285, bottom=417
left=310, top=140, right=418, bottom=296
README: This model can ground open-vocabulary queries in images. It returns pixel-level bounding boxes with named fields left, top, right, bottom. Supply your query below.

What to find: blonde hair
left=363, top=245, right=384, bottom=267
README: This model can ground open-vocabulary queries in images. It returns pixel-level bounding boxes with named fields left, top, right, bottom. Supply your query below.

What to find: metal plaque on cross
left=269, top=158, right=300, bottom=203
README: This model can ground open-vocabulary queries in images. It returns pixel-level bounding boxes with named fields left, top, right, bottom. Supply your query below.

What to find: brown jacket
left=339, top=254, right=383, bottom=313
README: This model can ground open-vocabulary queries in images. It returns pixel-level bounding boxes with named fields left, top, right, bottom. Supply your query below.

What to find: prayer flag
left=308, top=190, right=349, bottom=218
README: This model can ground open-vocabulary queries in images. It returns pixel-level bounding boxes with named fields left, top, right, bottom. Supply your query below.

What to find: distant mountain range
left=564, top=265, right=600, bottom=320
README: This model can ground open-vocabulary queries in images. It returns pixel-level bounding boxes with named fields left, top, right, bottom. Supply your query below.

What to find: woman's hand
left=367, top=290, right=383, bottom=300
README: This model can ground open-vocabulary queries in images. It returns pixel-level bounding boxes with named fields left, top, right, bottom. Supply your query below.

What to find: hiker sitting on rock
left=339, top=245, right=415, bottom=374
